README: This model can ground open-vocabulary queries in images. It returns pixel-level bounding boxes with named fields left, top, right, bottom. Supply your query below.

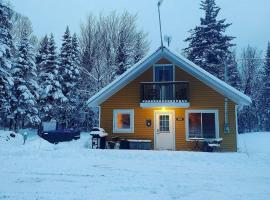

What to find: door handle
left=156, top=129, right=160, bottom=134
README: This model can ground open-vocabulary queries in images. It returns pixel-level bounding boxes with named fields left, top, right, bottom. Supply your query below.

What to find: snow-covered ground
left=0, top=131, right=269, bottom=200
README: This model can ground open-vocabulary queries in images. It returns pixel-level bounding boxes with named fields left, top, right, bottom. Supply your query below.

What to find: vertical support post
left=224, top=98, right=230, bottom=133
left=98, top=106, right=101, bottom=128
left=224, top=59, right=230, bottom=133
left=235, top=105, right=239, bottom=151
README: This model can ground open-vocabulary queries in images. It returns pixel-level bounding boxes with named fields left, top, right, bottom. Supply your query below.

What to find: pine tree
left=69, top=33, right=81, bottom=124
left=59, top=27, right=80, bottom=127
left=260, top=42, right=270, bottom=130
left=71, top=33, right=80, bottom=67
left=226, top=51, right=241, bottom=90
left=0, top=1, right=14, bottom=123
left=133, top=31, right=148, bottom=63
left=35, top=35, right=49, bottom=70
left=10, top=28, right=40, bottom=129
left=59, top=27, right=78, bottom=94
left=38, top=34, right=67, bottom=121
left=184, top=0, right=235, bottom=80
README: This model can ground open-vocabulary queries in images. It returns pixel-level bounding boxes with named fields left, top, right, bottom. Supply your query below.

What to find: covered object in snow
left=89, top=127, right=108, bottom=149
left=39, top=129, right=80, bottom=144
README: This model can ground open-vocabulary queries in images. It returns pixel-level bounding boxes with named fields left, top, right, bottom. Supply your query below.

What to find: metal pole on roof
left=157, top=0, right=164, bottom=49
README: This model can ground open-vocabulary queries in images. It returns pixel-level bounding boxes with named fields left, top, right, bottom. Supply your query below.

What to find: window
left=154, top=65, right=174, bottom=82
left=159, top=115, right=170, bottom=132
left=154, top=65, right=174, bottom=100
left=113, top=109, right=134, bottom=133
left=185, top=110, right=219, bottom=140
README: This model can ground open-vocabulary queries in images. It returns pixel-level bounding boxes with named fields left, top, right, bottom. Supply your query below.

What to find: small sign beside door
left=176, top=117, right=184, bottom=121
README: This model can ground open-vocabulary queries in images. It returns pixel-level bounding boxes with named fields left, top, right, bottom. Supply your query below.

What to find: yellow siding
left=101, top=58, right=237, bottom=151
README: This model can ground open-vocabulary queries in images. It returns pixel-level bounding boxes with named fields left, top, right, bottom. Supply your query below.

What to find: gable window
left=154, top=64, right=174, bottom=82
left=113, top=109, right=134, bottom=133
left=154, top=65, right=174, bottom=100
left=185, top=110, right=219, bottom=140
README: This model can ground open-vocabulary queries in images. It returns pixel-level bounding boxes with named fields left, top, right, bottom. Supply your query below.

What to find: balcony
left=140, top=81, right=190, bottom=108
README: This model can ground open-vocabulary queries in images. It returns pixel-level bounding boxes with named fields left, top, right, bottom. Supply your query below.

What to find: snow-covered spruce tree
left=36, top=35, right=49, bottom=69
left=71, top=33, right=80, bottom=68
left=184, top=0, right=235, bottom=80
left=59, top=27, right=80, bottom=127
left=10, top=28, right=40, bottom=130
left=69, top=33, right=81, bottom=125
left=38, top=34, right=67, bottom=122
left=0, top=1, right=14, bottom=127
left=226, top=51, right=241, bottom=90
left=260, top=42, right=270, bottom=130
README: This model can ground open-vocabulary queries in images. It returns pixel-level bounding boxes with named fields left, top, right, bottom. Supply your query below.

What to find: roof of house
left=87, top=46, right=252, bottom=107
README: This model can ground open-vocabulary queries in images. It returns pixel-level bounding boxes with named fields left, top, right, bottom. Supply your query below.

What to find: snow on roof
left=87, top=46, right=252, bottom=107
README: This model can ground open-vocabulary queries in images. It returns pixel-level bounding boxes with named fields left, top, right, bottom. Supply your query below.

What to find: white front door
left=154, top=111, right=175, bottom=150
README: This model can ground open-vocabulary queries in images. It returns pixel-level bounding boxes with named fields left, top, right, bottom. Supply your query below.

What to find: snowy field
left=0, top=131, right=270, bottom=200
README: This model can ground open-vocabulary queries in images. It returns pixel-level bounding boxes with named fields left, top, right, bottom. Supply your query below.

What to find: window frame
left=185, top=109, right=219, bottom=141
left=113, top=109, right=134, bottom=133
left=153, top=64, right=175, bottom=82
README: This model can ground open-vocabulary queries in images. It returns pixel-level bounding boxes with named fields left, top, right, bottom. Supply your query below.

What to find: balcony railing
left=140, top=81, right=189, bottom=103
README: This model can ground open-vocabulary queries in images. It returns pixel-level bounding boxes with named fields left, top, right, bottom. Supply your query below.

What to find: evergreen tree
left=59, top=27, right=80, bottom=127
left=184, top=0, right=235, bottom=80
left=71, top=33, right=80, bottom=67
left=10, top=28, right=40, bottom=129
left=69, top=33, right=81, bottom=124
left=226, top=51, right=241, bottom=90
left=35, top=35, right=49, bottom=69
left=260, top=42, right=270, bottom=130
left=59, top=27, right=78, bottom=95
left=38, top=34, right=67, bottom=121
left=0, top=1, right=14, bottom=123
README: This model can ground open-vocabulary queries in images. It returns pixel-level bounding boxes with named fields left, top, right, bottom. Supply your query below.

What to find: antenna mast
left=157, top=0, right=164, bottom=48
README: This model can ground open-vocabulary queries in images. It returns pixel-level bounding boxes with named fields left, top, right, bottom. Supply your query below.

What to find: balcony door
left=154, top=110, right=175, bottom=150
left=154, top=65, right=174, bottom=100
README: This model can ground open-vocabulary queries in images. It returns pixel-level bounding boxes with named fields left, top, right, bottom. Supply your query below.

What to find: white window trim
left=153, top=64, right=175, bottom=82
left=113, top=109, right=134, bottom=133
left=185, top=109, right=219, bottom=141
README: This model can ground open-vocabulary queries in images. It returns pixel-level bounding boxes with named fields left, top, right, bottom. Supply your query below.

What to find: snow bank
left=0, top=130, right=24, bottom=146
left=238, top=132, right=270, bottom=155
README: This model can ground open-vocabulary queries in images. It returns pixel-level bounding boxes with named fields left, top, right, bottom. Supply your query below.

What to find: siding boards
left=101, top=58, right=237, bottom=151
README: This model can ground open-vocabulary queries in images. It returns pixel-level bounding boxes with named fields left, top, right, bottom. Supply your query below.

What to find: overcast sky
left=12, top=0, right=270, bottom=55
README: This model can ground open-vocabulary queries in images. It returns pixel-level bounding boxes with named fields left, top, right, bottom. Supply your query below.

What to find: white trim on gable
left=161, top=48, right=251, bottom=106
left=87, top=46, right=252, bottom=107
left=87, top=47, right=163, bottom=107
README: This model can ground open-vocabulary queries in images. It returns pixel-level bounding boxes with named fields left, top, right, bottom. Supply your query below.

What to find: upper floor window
left=154, top=64, right=174, bottom=82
